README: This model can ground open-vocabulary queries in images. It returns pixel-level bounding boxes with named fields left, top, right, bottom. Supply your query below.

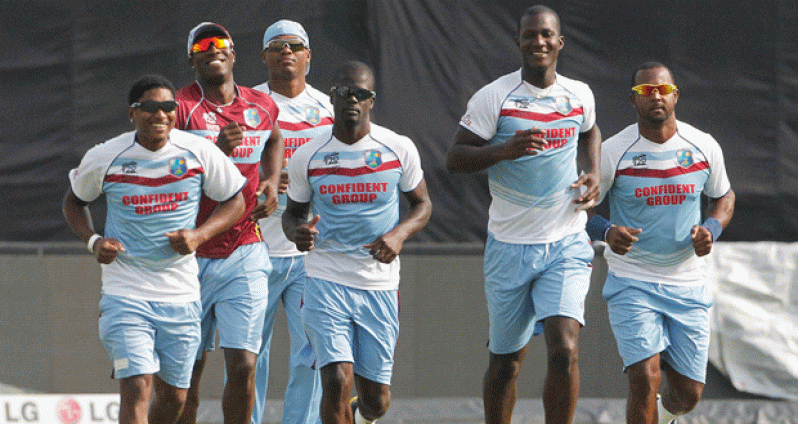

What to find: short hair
left=519, top=5, right=561, bottom=34
left=128, top=74, right=176, bottom=105
left=631, top=61, right=675, bottom=86
left=334, top=61, right=375, bottom=90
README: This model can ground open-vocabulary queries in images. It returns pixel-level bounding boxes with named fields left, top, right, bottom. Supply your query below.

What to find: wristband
left=87, top=234, right=102, bottom=253
left=702, top=218, right=722, bottom=242
left=586, top=214, right=612, bottom=242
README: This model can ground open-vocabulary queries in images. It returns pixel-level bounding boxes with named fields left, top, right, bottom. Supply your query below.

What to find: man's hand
left=216, top=122, right=244, bottom=156
left=251, top=183, right=279, bottom=221
left=294, top=215, right=320, bottom=252
left=691, top=225, right=713, bottom=257
left=93, top=237, right=125, bottom=264
left=364, top=232, right=403, bottom=264
left=278, top=158, right=289, bottom=194
left=571, top=173, right=600, bottom=211
left=501, top=128, right=548, bottom=160
left=165, top=229, right=205, bottom=255
left=606, top=226, right=642, bottom=255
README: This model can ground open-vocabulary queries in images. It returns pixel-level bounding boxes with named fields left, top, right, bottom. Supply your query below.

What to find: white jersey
left=252, top=83, right=334, bottom=257
left=287, top=125, right=424, bottom=290
left=599, top=122, right=732, bottom=285
left=460, top=69, right=596, bottom=244
left=69, top=129, right=246, bottom=302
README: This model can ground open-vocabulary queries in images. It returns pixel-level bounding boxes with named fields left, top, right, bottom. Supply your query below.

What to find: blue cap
left=263, top=19, right=309, bottom=49
left=263, top=20, right=310, bottom=75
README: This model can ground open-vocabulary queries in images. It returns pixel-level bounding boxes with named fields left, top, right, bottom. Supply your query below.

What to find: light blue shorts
left=302, top=277, right=399, bottom=385
left=98, top=294, right=201, bottom=388
left=602, top=272, right=713, bottom=383
left=484, top=231, right=594, bottom=355
left=197, top=242, right=270, bottom=356
left=264, top=256, right=315, bottom=368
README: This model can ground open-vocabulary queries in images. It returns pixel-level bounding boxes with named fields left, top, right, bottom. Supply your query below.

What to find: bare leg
left=118, top=375, right=153, bottom=424
left=149, top=375, right=189, bottom=424
left=353, top=373, right=391, bottom=421
left=626, top=355, right=662, bottom=424
left=222, top=348, right=259, bottom=424
left=319, top=362, right=355, bottom=424
left=176, top=353, right=206, bottom=424
left=483, top=346, right=527, bottom=424
left=542, top=316, right=581, bottom=424
left=660, top=361, right=704, bottom=415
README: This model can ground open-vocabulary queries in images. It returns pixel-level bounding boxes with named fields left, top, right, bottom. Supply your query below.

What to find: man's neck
left=638, top=119, right=678, bottom=144
left=333, top=121, right=370, bottom=145
left=522, top=66, right=556, bottom=89
left=269, top=78, right=306, bottom=98
left=199, top=78, right=237, bottom=105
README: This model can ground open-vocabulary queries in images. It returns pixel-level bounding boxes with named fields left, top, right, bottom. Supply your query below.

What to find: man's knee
left=546, top=338, right=579, bottom=374
left=627, top=358, right=662, bottom=394
left=670, top=383, right=703, bottom=413
left=359, top=388, right=391, bottom=419
left=486, top=350, right=526, bottom=382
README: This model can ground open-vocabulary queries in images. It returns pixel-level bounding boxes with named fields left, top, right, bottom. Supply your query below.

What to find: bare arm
left=282, top=198, right=319, bottom=251
left=691, top=189, right=736, bottom=256
left=571, top=124, right=602, bottom=210
left=365, top=179, right=433, bottom=263
left=252, top=123, right=286, bottom=220
left=62, top=188, right=125, bottom=263
left=166, top=191, right=245, bottom=254
left=446, top=127, right=548, bottom=174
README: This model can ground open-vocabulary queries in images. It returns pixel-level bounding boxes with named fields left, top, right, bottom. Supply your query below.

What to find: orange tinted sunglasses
left=191, top=36, right=233, bottom=54
left=631, top=84, right=677, bottom=96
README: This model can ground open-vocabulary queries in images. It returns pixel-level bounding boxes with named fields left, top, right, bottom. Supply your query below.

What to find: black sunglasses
left=265, top=39, right=307, bottom=52
left=130, top=100, right=179, bottom=113
left=330, top=86, right=376, bottom=101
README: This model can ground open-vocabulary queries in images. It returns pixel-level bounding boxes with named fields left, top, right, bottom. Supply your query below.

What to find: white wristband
left=87, top=234, right=102, bottom=253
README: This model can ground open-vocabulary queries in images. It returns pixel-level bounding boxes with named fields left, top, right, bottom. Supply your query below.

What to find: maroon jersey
left=176, top=82, right=279, bottom=258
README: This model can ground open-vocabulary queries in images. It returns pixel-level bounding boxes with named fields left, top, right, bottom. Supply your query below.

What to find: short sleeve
left=597, top=144, right=616, bottom=205
left=286, top=144, right=313, bottom=203
left=702, top=136, right=732, bottom=199
left=398, top=137, right=424, bottom=192
left=194, top=135, right=247, bottom=201
left=459, top=84, right=502, bottom=142
left=69, top=145, right=108, bottom=202
left=577, top=84, right=597, bottom=132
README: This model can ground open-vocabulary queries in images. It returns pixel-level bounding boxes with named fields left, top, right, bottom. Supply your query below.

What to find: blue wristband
left=702, top=218, right=722, bottom=242
left=586, top=214, right=612, bottom=241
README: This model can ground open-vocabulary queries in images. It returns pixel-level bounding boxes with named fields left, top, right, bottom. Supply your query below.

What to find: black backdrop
left=4, top=0, right=797, bottom=242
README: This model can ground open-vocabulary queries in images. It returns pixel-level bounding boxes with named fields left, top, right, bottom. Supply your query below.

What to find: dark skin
left=446, top=9, right=600, bottom=424
left=178, top=34, right=284, bottom=424
left=62, top=86, right=246, bottom=424
left=600, top=65, right=735, bottom=424
left=282, top=62, right=432, bottom=424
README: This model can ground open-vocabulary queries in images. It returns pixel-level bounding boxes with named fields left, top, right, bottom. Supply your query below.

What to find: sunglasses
left=265, top=39, right=307, bottom=52
left=631, top=84, right=678, bottom=96
left=191, top=36, right=233, bottom=54
left=330, top=86, right=376, bottom=101
left=130, top=100, right=179, bottom=113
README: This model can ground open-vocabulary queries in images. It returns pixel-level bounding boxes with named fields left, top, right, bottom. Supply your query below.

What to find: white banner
left=0, top=395, right=118, bottom=424
left=707, top=241, right=798, bottom=400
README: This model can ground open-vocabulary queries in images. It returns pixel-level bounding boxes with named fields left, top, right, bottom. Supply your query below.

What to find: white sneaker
left=656, top=394, right=679, bottom=424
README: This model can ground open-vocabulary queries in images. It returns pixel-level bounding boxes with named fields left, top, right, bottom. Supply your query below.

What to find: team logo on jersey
left=676, top=149, right=694, bottom=168
left=169, top=157, right=188, bottom=177
left=203, top=112, right=217, bottom=125
left=324, top=152, right=339, bottom=166
left=632, top=154, right=647, bottom=167
left=554, top=96, right=572, bottom=115
left=121, top=161, right=138, bottom=174
left=244, top=109, right=261, bottom=127
left=364, top=150, right=382, bottom=169
left=305, top=106, right=321, bottom=125
left=514, top=98, right=530, bottom=109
